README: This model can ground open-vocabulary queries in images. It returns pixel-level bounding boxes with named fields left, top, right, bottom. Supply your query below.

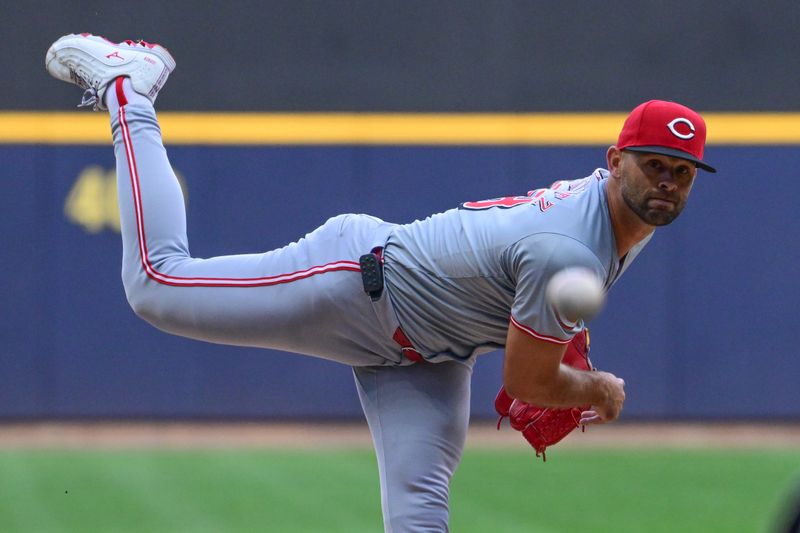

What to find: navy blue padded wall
left=1, top=145, right=797, bottom=419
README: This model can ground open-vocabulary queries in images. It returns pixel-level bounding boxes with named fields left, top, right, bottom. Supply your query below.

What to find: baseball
left=546, top=267, right=605, bottom=321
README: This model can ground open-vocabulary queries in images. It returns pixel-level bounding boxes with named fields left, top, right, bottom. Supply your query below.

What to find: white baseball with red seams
left=546, top=267, right=606, bottom=321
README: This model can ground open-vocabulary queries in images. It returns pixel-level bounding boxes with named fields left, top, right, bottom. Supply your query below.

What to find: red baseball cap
left=617, top=100, right=716, bottom=173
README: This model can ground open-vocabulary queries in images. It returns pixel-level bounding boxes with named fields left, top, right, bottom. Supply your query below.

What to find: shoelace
left=68, top=69, right=101, bottom=110
left=78, top=88, right=99, bottom=109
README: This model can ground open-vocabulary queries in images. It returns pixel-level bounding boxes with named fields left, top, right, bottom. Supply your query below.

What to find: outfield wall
left=4, top=0, right=799, bottom=419
left=2, top=113, right=798, bottom=420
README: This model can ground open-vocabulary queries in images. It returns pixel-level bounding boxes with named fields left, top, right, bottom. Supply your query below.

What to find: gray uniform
left=107, top=79, right=650, bottom=532
left=385, top=170, right=651, bottom=362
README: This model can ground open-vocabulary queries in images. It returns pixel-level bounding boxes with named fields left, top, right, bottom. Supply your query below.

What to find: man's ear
left=607, top=146, right=623, bottom=178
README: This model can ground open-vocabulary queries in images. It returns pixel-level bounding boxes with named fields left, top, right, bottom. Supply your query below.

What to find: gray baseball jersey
left=384, top=170, right=652, bottom=362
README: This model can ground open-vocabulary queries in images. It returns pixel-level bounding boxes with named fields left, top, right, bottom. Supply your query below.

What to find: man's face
left=617, top=151, right=697, bottom=226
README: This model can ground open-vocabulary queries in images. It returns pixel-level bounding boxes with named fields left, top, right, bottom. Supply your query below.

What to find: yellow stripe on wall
left=2, top=112, right=800, bottom=145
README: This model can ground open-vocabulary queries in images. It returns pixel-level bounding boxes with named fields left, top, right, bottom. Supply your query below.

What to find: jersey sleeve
left=505, top=233, right=607, bottom=344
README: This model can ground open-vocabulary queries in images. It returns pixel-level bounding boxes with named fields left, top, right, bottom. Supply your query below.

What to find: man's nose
left=658, top=173, right=678, bottom=192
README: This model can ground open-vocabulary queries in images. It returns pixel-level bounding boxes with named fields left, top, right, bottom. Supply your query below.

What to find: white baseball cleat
left=45, top=33, right=176, bottom=111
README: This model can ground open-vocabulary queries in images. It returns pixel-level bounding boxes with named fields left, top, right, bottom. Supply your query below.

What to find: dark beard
left=620, top=181, right=685, bottom=226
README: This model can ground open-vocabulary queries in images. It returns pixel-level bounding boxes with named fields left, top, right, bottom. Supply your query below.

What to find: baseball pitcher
left=46, top=33, right=715, bottom=532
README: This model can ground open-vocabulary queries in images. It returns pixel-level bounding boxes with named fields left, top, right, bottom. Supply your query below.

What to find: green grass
left=0, top=448, right=797, bottom=532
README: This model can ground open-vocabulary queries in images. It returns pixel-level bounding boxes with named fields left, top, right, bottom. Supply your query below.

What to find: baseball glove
left=495, top=328, right=593, bottom=461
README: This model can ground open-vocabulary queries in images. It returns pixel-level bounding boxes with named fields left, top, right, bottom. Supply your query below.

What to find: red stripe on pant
left=115, top=76, right=360, bottom=288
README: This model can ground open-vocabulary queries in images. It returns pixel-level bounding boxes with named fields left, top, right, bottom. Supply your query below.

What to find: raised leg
left=107, top=78, right=397, bottom=365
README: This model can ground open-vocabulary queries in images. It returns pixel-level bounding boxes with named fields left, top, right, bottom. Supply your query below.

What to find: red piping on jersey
left=509, top=315, right=571, bottom=345
left=117, top=81, right=360, bottom=287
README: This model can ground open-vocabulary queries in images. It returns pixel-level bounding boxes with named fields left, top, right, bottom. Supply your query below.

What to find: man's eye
left=648, top=160, right=661, bottom=169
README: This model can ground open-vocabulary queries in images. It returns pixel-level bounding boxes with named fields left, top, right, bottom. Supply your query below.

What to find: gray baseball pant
left=107, top=78, right=472, bottom=532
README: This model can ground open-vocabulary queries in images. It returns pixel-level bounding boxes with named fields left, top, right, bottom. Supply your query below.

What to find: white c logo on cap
left=667, top=118, right=695, bottom=140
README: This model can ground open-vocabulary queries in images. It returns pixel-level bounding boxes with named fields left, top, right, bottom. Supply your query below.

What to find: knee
left=124, top=281, right=162, bottom=324
left=385, top=488, right=450, bottom=532
left=378, top=416, right=467, bottom=532
left=387, top=509, right=449, bottom=533
left=383, top=456, right=455, bottom=532
left=122, top=270, right=175, bottom=329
